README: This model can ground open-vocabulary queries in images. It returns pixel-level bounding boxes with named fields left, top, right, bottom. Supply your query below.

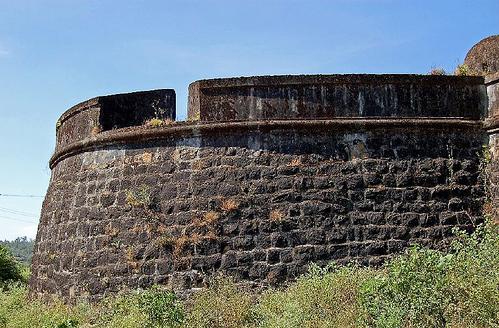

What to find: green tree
left=0, top=244, right=23, bottom=284
left=0, top=236, right=35, bottom=265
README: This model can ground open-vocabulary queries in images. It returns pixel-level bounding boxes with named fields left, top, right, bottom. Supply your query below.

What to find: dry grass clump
left=154, top=235, right=174, bottom=248
left=269, top=209, right=286, bottom=222
left=194, top=211, right=220, bottom=227
left=145, top=118, right=174, bottom=127
left=91, top=126, right=102, bottom=136
left=220, top=199, right=239, bottom=212
left=104, top=225, right=119, bottom=237
left=125, top=246, right=136, bottom=262
left=172, top=235, right=191, bottom=258
left=428, top=67, right=447, bottom=75
left=172, top=231, right=218, bottom=258
left=125, top=246, right=140, bottom=271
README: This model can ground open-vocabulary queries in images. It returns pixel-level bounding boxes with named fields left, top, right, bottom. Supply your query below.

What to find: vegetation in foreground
left=0, top=221, right=498, bottom=328
left=0, top=237, right=34, bottom=265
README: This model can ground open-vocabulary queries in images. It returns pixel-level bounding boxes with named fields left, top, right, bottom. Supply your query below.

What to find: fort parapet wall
left=30, top=37, right=499, bottom=303
left=55, top=89, right=175, bottom=152
left=188, top=75, right=485, bottom=121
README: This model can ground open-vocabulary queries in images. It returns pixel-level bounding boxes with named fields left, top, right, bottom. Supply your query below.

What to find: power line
left=0, top=207, right=39, bottom=218
left=0, top=215, right=38, bottom=224
left=0, top=193, right=44, bottom=198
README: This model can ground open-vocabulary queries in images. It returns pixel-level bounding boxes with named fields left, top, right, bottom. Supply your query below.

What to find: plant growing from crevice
left=91, top=126, right=102, bottom=136
left=125, top=246, right=140, bottom=272
left=154, top=235, right=174, bottom=248
left=194, top=211, right=220, bottom=228
left=429, top=67, right=447, bottom=75
left=288, top=157, right=302, bottom=167
left=269, top=209, right=286, bottom=222
left=454, top=63, right=470, bottom=76
left=104, top=224, right=119, bottom=238
left=125, top=185, right=154, bottom=210
left=169, top=211, right=221, bottom=259
left=220, top=199, right=239, bottom=212
left=145, top=118, right=174, bottom=128
left=111, top=240, right=123, bottom=249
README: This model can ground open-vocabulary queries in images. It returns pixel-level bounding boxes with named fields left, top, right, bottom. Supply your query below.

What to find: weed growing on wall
left=220, top=199, right=239, bottom=212
left=145, top=118, right=174, bottom=128
left=429, top=67, right=447, bottom=75
left=455, top=64, right=471, bottom=76
left=269, top=209, right=286, bottom=222
left=125, top=185, right=154, bottom=209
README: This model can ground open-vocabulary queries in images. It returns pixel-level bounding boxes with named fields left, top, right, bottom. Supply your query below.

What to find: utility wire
left=0, top=207, right=39, bottom=218
left=0, top=194, right=44, bottom=198
left=0, top=215, right=38, bottom=224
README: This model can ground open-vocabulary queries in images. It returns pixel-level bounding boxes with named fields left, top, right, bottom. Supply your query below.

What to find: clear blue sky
left=0, top=0, right=497, bottom=240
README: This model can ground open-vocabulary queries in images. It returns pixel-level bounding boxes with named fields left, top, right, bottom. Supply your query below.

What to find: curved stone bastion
left=30, top=73, right=499, bottom=303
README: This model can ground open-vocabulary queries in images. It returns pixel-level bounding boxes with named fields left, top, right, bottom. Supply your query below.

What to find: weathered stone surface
left=188, top=75, right=485, bottom=121
left=56, top=89, right=175, bottom=151
left=31, top=121, right=487, bottom=302
left=486, top=74, right=499, bottom=119
left=465, top=35, right=499, bottom=75
left=486, top=75, right=499, bottom=220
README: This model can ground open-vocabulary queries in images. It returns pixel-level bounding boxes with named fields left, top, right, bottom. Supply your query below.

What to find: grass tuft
left=220, top=199, right=239, bottom=212
left=145, top=118, right=174, bottom=128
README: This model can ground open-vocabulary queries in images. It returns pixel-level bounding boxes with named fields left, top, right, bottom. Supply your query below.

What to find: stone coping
left=190, top=74, right=484, bottom=88
left=49, top=117, right=483, bottom=169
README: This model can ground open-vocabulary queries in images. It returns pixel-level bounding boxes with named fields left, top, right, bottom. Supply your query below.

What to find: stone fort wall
left=30, top=39, right=499, bottom=303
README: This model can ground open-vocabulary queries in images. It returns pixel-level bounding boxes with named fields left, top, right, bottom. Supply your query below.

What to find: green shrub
left=0, top=245, right=23, bottom=285
left=0, top=284, right=183, bottom=328
left=97, top=292, right=149, bottom=328
left=186, top=276, right=253, bottom=328
left=360, top=220, right=499, bottom=328
left=256, top=263, right=371, bottom=328
left=0, top=284, right=90, bottom=328
left=360, top=247, right=451, bottom=328
left=97, top=286, right=184, bottom=328
left=138, top=286, right=184, bottom=327
left=444, top=221, right=499, bottom=327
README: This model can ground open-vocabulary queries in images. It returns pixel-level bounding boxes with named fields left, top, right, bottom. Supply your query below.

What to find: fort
left=30, top=36, right=499, bottom=302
